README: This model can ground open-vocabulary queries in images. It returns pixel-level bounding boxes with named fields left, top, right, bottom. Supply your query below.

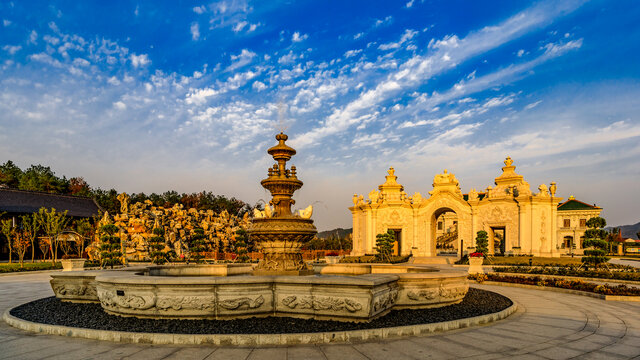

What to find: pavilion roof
left=0, top=188, right=101, bottom=218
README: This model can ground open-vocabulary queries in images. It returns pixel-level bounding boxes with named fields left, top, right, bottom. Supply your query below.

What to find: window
left=437, top=222, right=443, bottom=230
left=563, top=219, right=571, bottom=228
left=580, top=219, right=586, bottom=227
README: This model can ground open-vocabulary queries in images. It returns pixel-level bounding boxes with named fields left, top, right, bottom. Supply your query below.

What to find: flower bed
left=493, top=265, right=640, bottom=281
left=472, top=273, right=640, bottom=296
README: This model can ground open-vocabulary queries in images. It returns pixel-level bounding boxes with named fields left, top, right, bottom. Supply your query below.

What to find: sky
left=0, top=0, right=639, bottom=230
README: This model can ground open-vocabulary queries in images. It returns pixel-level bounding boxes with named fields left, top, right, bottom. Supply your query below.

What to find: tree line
left=0, top=160, right=251, bottom=215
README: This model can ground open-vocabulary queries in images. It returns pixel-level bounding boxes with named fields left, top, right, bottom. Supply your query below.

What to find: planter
left=512, top=247, right=521, bottom=256
left=61, top=259, right=87, bottom=272
left=324, top=255, right=342, bottom=264
left=468, top=257, right=484, bottom=274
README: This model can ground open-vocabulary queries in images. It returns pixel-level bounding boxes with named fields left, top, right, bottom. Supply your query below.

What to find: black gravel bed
left=10, top=288, right=511, bottom=334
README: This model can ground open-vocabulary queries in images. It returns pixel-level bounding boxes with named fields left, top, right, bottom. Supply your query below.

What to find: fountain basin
left=50, top=263, right=468, bottom=322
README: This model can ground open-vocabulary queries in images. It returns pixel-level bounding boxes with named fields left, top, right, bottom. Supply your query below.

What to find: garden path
left=1, top=271, right=640, bottom=359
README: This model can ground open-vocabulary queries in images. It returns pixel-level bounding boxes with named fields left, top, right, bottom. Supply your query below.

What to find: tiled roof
left=557, top=199, right=601, bottom=211
left=0, top=189, right=101, bottom=217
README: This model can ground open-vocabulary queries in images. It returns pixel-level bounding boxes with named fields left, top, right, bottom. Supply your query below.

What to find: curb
left=478, top=281, right=640, bottom=302
left=491, top=272, right=640, bottom=286
left=3, top=302, right=517, bottom=345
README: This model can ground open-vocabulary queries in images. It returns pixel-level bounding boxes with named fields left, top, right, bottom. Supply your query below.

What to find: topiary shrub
left=234, top=229, right=249, bottom=263
left=99, top=224, right=122, bottom=268
left=581, top=217, right=609, bottom=269
left=374, top=230, right=396, bottom=263
left=188, top=228, right=207, bottom=264
left=147, top=227, right=171, bottom=265
left=475, top=230, right=489, bottom=256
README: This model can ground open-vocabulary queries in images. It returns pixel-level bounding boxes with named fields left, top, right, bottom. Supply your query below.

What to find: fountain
left=249, top=132, right=316, bottom=275
left=47, top=133, right=470, bottom=322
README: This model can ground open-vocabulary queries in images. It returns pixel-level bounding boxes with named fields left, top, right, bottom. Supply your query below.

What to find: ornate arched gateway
left=350, top=158, right=571, bottom=258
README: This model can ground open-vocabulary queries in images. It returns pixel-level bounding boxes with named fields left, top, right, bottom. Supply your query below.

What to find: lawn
left=484, top=256, right=583, bottom=266
left=0, top=262, right=62, bottom=273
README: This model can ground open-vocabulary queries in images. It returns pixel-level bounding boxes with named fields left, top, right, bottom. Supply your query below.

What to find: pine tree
left=99, top=224, right=122, bottom=268
left=147, top=227, right=169, bottom=265
left=188, top=228, right=206, bottom=264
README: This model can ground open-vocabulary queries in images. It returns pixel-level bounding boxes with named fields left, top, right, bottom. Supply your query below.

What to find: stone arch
left=418, top=193, right=472, bottom=257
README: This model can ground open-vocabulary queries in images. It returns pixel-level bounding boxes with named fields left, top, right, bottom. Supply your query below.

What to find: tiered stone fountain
left=249, top=132, right=316, bottom=276
left=49, top=133, right=469, bottom=322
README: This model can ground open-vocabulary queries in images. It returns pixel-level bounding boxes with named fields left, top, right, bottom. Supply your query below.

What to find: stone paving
left=1, top=271, right=640, bottom=359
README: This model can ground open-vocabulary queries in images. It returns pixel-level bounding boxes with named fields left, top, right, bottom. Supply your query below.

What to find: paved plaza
left=1, top=271, right=639, bottom=359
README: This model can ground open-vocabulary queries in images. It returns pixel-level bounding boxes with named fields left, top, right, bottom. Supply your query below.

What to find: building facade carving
left=350, top=157, right=602, bottom=257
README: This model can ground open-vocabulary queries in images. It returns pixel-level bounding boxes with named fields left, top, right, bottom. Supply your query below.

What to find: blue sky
left=1, top=0, right=639, bottom=230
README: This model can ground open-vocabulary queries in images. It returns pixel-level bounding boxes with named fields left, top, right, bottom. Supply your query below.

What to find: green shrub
left=188, top=228, right=207, bottom=264
left=374, top=230, right=396, bottom=263
left=148, top=227, right=170, bottom=265
left=99, top=224, right=122, bottom=268
left=475, top=231, right=489, bottom=256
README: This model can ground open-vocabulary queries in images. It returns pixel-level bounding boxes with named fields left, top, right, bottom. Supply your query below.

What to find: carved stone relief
left=219, top=295, right=265, bottom=310
left=281, top=295, right=363, bottom=313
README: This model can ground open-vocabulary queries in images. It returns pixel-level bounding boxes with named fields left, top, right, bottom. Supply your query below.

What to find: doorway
left=491, top=227, right=506, bottom=255
left=390, top=229, right=401, bottom=256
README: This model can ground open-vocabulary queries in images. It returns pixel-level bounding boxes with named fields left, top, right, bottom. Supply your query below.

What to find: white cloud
left=378, top=29, right=418, bottom=50
left=72, top=58, right=90, bottom=67
left=375, top=16, right=393, bottom=27
left=354, top=32, right=364, bottom=40
left=226, top=49, right=256, bottom=71
left=344, top=49, right=362, bottom=58
left=130, top=53, right=150, bottom=67
left=193, top=5, right=206, bottom=14
left=406, top=0, right=415, bottom=8
left=517, top=49, right=525, bottom=57
left=191, top=22, right=200, bottom=40
left=232, top=21, right=247, bottom=32
left=3, top=19, right=11, bottom=27
left=543, top=38, right=583, bottom=56
left=292, top=32, right=308, bottom=42
left=252, top=81, right=267, bottom=91
left=3, top=45, right=21, bottom=55
left=525, top=100, right=542, bottom=110
left=28, top=30, right=38, bottom=44
left=113, top=101, right=127, bottom=110
left=294, top=0, right=585, bottom=149
left=185, top=87, right=220, bottom=105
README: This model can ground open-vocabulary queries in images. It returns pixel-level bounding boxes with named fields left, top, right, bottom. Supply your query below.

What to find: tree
left=99, top=224, right=122, bottom=268
left=147, top=227, right=170, bottom=265
left=11, top=229, right=31, bottom=268
left=582, top=216, right=609, bottom=269
left=375, top=230, right=396, bottom=263
left=0, top=160, right=23, bottom=188
left=475, top=230, right=489, bottom=256
left=188, top=228, right=207, bottom=263
left=1, top=219, right=15, bottom=263
left=74, top=218, right=94, bottom=257
left=36, top=208, right=70, bottom=264
left=19, top=165, right=68, bottom=193
left=68, top=177, right=91, bottom=196
left=20, top=214, right=41, bottom=262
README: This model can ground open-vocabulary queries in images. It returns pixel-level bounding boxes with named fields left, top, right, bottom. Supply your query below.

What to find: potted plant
left=468, top=252, right=485, bottom=274
left=61, top=254, right=86, bottom=271
left=324, top=251, right=341, bottom=264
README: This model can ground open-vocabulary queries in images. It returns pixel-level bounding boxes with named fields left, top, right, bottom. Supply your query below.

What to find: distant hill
left=317, top=228, right=352, bottom=239
left=606, top=221, right=640, bottom=240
